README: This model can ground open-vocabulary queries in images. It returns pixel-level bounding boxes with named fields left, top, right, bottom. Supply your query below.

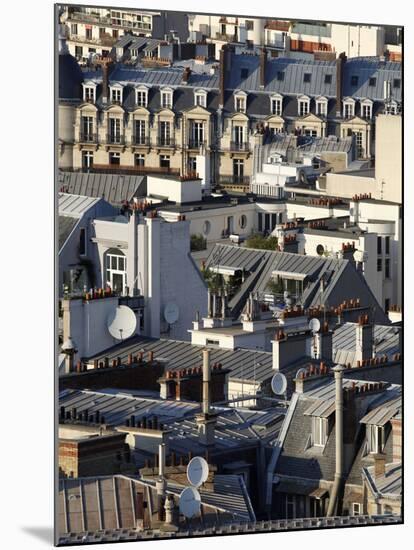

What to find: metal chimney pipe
left=327, top=364, right=345, bottom=516
left=202, top=348, right=211, bottom=415
left=159, top=443, right=166, bottom=478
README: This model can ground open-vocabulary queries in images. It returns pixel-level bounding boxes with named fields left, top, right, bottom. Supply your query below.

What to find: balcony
left=70, top=34, right=117, bottom=47
left=88, top=164, right=180, bottom=176
left=157, top=137, right=175, bottom=148
left=215, top=32, right=236, bottom=42
left=230, top=141, right=250, bottom=152
left=217, top=175, right=250, bottom=186
left=188, top=139, right=206, bottom=150
left=106, top=134, right=125, bottom=145
left=79, top=132, right=98, bottom=144
left=131, top=135, right=150, bottom=147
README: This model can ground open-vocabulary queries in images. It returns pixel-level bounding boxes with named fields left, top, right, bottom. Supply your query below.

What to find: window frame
left=298, top=96, right=310, bottom=117
left=194, top=89, right=207, bottom=108
left=135, top=86, right=148, bottom=108
left=270, top=94, right=283, bottom=116
left=161, top=88, right=173, bottom=109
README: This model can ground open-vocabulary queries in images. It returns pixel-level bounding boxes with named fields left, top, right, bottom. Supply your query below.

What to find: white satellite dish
left=271, top=372, right=287, bottom=395
left=179, top=487, right=201, bottom=518
left=107, top=305, right=137, bottom=340
left=187, top=456, right=209, bottom=488
left=353, top=249, right=367, bottom=263
left=308, top=318, right=321, bottom=334
left=283, top=290, right=290, bottom=300
left=164, top=302, right=180, bottom=325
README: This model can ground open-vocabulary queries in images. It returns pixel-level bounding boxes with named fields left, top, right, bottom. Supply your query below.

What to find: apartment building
left=58, top=33, right=401, bottom=191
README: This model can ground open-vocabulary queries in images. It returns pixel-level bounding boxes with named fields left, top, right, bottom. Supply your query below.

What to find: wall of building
left=375, top=115, right=402, bottom=204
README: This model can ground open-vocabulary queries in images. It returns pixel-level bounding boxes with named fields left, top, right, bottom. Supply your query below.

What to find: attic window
left=234, top=92, right=247, bottom=113
left=277, top=71, right=285, bottom=81
left=240, top=68, right=249, bottom=79
left=110, top=86, right=123, bottom=104
left=367, top=424, right=385, bottom=454
left=393, top=78, right=400, bottom=89
left=369, top=77, right=377, bottom=86
left=161, top=89, right=173, bottom=109
left=195, top=89, right=207, bottom=108
left=312, top=417, right=328, bottom=447
left=303, top=73, right=311, bottom=83
left=351, top=75, right=359, bottom=86
left=135, top=87, right=148, bottom=108
left=324, top=74, right=332, bottom=84
left=83, top=86, right=96, bottom=102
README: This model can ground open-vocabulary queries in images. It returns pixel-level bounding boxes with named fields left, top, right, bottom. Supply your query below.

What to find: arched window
left=104, top=248, right=127, bottom=294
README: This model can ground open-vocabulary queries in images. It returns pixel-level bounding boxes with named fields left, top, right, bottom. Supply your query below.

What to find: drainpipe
left=326, top=364, right=345, bottom=516
left=202, top=348, right=211, bottom=415
left=156, top=443, right=167, bottom=520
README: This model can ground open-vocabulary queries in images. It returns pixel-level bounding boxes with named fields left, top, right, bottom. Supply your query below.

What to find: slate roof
left=364, top=462, right=402, bottom=498
left=109, top=64, right=220, bottom=89
left=275, top=379, right=401, bottom=484
left=87, top=335, right=274, bottom=383
left=58, top=192, right=101, bottom=218
left=59, top=216, right=79, bottom=251
left=58, top=472, right=252, bottom=536
left=333, top=323, right=401, bottom=366
left=205, top=244, right=388, bottom=323
left=58, top=171, right=147, bottom=205
left=343, top=58, right=402, bottom=102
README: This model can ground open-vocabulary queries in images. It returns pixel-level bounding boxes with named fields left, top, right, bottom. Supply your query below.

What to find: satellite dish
left=164, top=303, right=179, bottom=325
left=309, top=318, right=321, bottom=334
left=187, top=456, right=209, bottom=487
left=353, top=249, right=367, bottom=263
left=179, top=487, right=201, bottom=518
left=107, top=305, right=137, bottom=340
left=283, top=290, right=290, bottom=300
left=271, top=372, right=287, bottom=395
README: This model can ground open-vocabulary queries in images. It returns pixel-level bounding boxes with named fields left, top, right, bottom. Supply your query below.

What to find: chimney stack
left=327, top=364, right=345, bottom=516
left=373, top=453, right=386, bottom=479
left=202, top=348, right=211, bottom=415
left=182, top=66, right=191, bottom=84
left=259, top=48, right=267, bottom=89
left=355, top=316, right=374, bottom=362
left=99, top=57, right=113, bottom=106
left=335, top=52, right=347, bottom=117
left=391, top=417, right=402, bottom=462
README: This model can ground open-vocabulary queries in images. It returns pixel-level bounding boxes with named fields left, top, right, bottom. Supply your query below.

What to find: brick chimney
left=391, top=417, right=402, bottom=462
left=355, top=315, right=373, bottom=363
left=99, top=56, right=113, bottom=106
left=373, top=453, right=386, bottom=479
left=182, top=66, right=191, bottom=84
left=219, top=45, right=233, bottom=108
left=335, top=52, right=347, bottom=117
left=272, top=330, right=308, bottom=371
left=259, top=48, right=267, bottom=89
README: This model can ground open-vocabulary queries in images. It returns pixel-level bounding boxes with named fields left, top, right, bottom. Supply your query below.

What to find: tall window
left=233, top=125, right=244, bottom=145
left=233, top=159, right=244, bottom=182
left=136, top=89, right=148, bottom=107
left=83, top=86, right=95, bottom=102
left=81, top=116, right=94, bottom=141
left=160, top=155, right=170, bottom=168
left=377, top=236, right=382, bottom=255
left=367, top=424, right=385, bottom=454
left=190, top=122, right=204, bottom=148
left=161, top=90, right=172, bottom=109
left=134, top=154, right=145, bottom=166
left=385, top=236, right=390, bottom=255
left=134, top=120, right=146, bottom=145
left=298, top=99, right=309, bottom=117
left=188, top=156, right=197, bottom=173
left=235, top=96, right=246, bottom=113
left=110, top=87, right=122, bottom=104
left=271, top=97, right=282, bottom=116
left=354, top=131, right=363, bottom=158
left=159, top=121, right=171, bottom=146
left=362, top=103, right=372, bottom=119
left=79, top=228, right=86, bottom=256
left=195, top=91, right=207, bottom=108
left=109, top=118, right=122, bottom=143
left=312, top=416, right=328, bottom=447
left=105, top=249, right=127, bottom=294
left=109, top=152, right=120, bottom=165
left=85, top=27, right=92, bottom=40
left=343, top=101, right=355, bottom=118
left=385, top=258, right=391, bottom=278
left=71, top=23, right=78, bottom=35
left=316, top=99, right=327, bottom=116
left=82, top=151, right=94, bottom=169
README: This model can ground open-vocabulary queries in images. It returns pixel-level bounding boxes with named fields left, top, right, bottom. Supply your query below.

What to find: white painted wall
left=147, top=175, right=202, bottom=204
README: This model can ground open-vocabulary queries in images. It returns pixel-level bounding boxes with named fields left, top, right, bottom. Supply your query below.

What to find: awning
left=209, top=265, right=239, bottom=276
left=272, top=270, right=308, bottom=281
left=304, top=400, right=335, bottom=418
left=309, top=488, right=328, bottom=499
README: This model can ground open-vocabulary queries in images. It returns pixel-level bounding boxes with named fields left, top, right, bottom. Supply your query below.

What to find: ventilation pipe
left=202, top=348, right=211, bottom=415
left=327, top=364, right=345, bottom=516
left=156, top=443, right=167, bottom=521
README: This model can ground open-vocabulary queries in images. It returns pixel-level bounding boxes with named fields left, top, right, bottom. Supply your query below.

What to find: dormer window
left=361, top=99, right=373, bottom=120
left=194, top=89, right=207, bottom=108
left=316, top=97, right=328, bottom=116
left=270, top=94, right=282, bottom=116
left=367, top=424, right=385, bottom=454
left=161, top=88, right=173, bottom=109
left=312, top=417, right=328, bottom=447
left=82, top=82, right=97, bottom=103
left=234, top=91, right=247, bottom=113
left=298, top=96, right=310, bottom=117
left=135, top=86, right=148, bottom=108
left=110, top=85, right=123, bottom=104
left=343, top=98, right=355, bottom=119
